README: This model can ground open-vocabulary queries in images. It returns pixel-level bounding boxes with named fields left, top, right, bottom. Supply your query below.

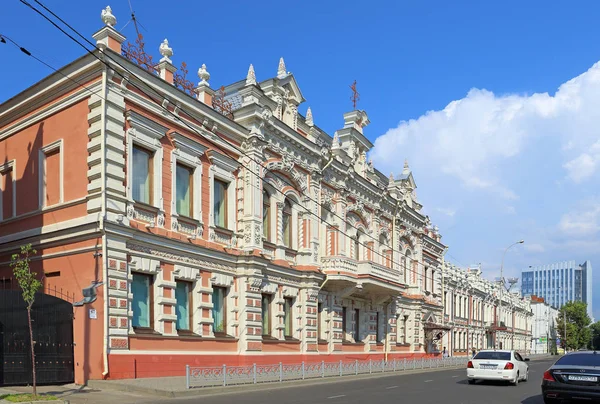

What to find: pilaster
left=239, top=131, right=266, bottom=251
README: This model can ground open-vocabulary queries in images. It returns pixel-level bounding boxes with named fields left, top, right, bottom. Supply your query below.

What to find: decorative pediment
left=277, top=74, right=305, bottom=105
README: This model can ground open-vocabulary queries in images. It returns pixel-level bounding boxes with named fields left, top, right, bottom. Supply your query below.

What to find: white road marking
left=386, top=386, right=398, bottom=389
left=452, top=375, right=459, bottom=378
left=424, top=380, right=434, bottom=382
left=328, top=395, right=346, bottom=399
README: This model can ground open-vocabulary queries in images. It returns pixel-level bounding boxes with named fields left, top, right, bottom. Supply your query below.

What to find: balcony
left=320, top=256, right=404, bottom=298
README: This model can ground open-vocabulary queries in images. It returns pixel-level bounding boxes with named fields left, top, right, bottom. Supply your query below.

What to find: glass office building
left=521, top=260, right=593, bottom=321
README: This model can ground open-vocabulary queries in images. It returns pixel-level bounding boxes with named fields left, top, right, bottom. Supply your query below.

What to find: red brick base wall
left=108, top=351, right=439, bottom=380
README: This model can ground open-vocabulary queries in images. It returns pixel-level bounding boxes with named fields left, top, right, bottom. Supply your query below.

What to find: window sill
left=262, top=337, right=301, bottom=344
left=396, top=343, right=411, bottom=347
left=342, top=341, right=365, bottom=346
left=132, top=327, right=161, bottom=335
left=263, top=240, right=276, bottom=249
left=176, top=214, right=201, bottom=225
left=133, top=201, right=160, bottom=213
left=215, top=225, right=234, bottom=235
left=317, top=339, right=328, bottom=344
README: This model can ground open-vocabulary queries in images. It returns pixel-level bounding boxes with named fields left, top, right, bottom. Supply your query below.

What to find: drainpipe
left=99, top=61, right=109, bottom=380
left=384, top=301, right=390, bottom=363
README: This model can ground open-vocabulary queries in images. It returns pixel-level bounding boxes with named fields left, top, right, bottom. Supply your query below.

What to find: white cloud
left=371, top=62, right=600, bottom=193
left=563, top=141, right=600, bottom=183
left=524, top=243, right=545, bottom=253
left=435, top=207, right=456, bottom=217
left=558, top=201, right=600, bottom=236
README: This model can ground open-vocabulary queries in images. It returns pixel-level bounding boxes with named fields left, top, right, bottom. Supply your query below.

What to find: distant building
left=529, top=296, right=559, bottom=355
left=521, top=261, right=593, bottom=321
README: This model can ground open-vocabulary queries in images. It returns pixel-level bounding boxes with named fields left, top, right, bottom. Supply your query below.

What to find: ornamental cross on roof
left=350, top=80, right=360, bottom=110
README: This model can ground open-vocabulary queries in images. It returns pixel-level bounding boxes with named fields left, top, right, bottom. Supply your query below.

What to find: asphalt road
left=160, top=358, right=556, bottom=404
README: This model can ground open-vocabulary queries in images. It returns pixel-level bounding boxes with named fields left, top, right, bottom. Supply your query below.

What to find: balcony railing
left=357, top=261, right=402, bottom=283
left=321, top=256, right=358, bottom=274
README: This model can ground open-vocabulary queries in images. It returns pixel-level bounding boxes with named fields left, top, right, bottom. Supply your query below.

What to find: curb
left=0, top=401, right=69, bottom=404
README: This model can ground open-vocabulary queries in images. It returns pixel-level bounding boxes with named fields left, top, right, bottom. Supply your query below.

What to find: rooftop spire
left=277, top=57, right=287, bottom=79
left=402, top=159, right=410, bottom=175
left=246, top=64, right=256, bottom=86
left=101, top=5, right=117, bottom=27
left=305, top=107, right=314, bottom=126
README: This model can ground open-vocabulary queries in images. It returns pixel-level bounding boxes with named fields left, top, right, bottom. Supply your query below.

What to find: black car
left=542, top=351, right=600, bottom=403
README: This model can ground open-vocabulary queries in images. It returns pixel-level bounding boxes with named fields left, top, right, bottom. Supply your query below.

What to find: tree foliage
left=11, top=244, right=42, bottom=308
left=590, top=321, right=600, bottom=350
left=556, top=301, right=591, bottom=351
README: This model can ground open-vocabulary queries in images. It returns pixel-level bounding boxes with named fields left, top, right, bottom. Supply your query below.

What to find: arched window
left=404, top=250, right=412, bottom=283
left=282, top=199, right=293, bottom=248
left=263, top=189, right=271, bottom=241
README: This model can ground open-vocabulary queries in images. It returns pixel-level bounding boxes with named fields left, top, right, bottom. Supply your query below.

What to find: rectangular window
left=376, top=312, right=381, bottom=343
left=354, top=309, right=360, bottom=342
left=262, top=294, right=271, bottom=336
left=284, top=297, right=293, bottom=337
left=176, top=164, right=193, bottom=217
left=132, top=146, right=153, bottom=204
left=1, top=166, right=14, bottom=220
left=42, top=147, right=61, bottom=207
left=132, top=273, right=153, bottom=329
left=175, top=281, right=192, bottom=331
left=342, top=306, right=347, bottom=340
left=317, top=302, right=323, bottom=340
left=263, top=193, right=270, bottom=240
left=212, top=286, right=227, bottom=334
left=213, top=179, right=228, bottom=228
left=403, top=315, right=409, bottom=344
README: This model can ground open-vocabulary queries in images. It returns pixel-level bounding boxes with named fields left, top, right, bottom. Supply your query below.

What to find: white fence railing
left=186, top=357, right=468, bottom=388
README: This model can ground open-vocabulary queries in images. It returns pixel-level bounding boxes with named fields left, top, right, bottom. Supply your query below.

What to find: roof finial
left=402, top=159, right=410, bottom=175
left=198, top=64, right=210, bottom=87
left=101, top=5, right=117, bottom=27
left=159, top=39, right=173, bottom=63
left=277, top=57, right=287, bottom=79
left=246, top=64, right=256, bottom=86
left=306, top=107, right=314, bottom=126
left=389, top=172, right=394, bottom=182
left=350, top=80, right=360, bottom=110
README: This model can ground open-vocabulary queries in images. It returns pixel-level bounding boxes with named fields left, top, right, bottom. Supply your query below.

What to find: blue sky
left=2, top=1, right=600, bottom=319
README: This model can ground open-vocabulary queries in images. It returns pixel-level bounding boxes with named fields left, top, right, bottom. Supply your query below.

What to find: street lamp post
left=497, top=240, right=524, bottom=349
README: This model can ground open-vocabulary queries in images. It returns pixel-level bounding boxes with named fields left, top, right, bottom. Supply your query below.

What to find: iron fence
left=186, top=356, right=468, bottom=388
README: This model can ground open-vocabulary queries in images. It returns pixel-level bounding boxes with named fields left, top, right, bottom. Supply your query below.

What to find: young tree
left=590, top=321, right=600, bottom=350
left=556, top=301, right=591, bottom=351
left=11, top=244, right=42, bottom=398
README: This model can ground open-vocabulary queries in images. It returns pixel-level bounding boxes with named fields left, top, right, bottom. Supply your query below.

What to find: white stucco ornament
left=246, top=64, right=257, bottom=86
left=198, top=64, right=210, bottom=87
left=305, top=107, right=314, bottom=127
left=101, top=5, right=117, bottom=27
left=159, top=39, right=173, bottom=62
left=277, top=57, right=288, bottom=79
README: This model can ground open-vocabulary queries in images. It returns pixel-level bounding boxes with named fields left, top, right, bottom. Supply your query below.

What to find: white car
left=466, top=349, right=530, bottom=385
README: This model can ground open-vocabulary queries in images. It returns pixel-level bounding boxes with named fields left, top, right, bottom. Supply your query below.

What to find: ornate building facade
left=440, top=264, right=533, bottom=356
left=0, top=6, right=528, bottom=384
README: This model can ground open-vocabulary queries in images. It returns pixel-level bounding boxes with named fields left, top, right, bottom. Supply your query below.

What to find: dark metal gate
left=0, top=289, right=74, bottom=386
